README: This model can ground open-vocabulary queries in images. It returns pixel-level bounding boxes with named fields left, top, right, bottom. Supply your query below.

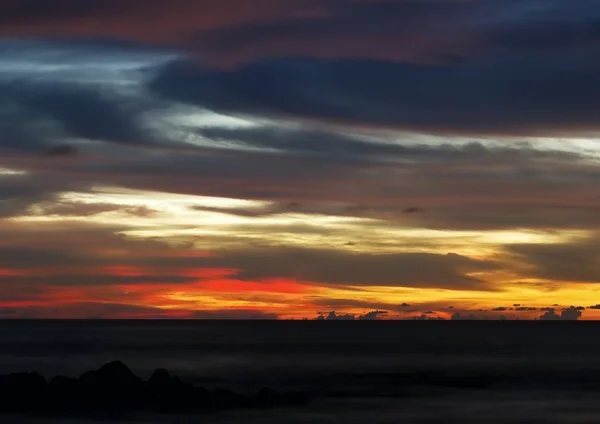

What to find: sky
left=1, top=0, right=600, bottom=320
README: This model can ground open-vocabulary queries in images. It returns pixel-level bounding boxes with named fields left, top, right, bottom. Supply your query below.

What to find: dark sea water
left=2, top=320, right=600, bottom=423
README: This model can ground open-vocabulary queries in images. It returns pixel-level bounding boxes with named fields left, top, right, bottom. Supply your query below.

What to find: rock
left=0, top=372, right=46, bottom=412
left=0, top=361, right=312, bottom=416
left=94, top=361, right=142, bottom=386
left=149, top=368, right=172, bottom=387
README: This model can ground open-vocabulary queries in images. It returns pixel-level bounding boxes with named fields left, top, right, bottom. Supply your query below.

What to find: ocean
left=2, top=320, right=600, bottom=423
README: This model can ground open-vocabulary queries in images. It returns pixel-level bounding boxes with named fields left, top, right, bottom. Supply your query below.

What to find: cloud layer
left=1, top=0, right=600, bottom=318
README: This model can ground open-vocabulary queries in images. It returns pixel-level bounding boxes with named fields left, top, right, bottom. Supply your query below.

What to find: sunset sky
left=1, top=0, right=600, bottom=320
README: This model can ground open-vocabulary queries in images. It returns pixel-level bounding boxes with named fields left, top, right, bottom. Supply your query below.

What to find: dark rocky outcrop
left=0, top=361, right=312, bottom=416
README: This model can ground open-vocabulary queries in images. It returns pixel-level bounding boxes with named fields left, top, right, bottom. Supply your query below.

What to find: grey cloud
left=451, top=312, right=478, bottom=320
left=507, top=237, right=600, bottom=283
left=0, top=302, right=179, bottom=319
left=358, top=310, right=388, bottom=320
left=539, top=306, right=583, bottom=321
left=0, top=78, right=150, bottom=151
left=191, top=309, right=278, bottom=319
left=150, top=52, right=600, bottom=137
left=209, top=246, right=498, bottom=290
left=321, top=311, right=355, bottom=321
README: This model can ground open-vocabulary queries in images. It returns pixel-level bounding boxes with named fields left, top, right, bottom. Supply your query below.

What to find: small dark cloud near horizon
left=315, top=310, right=388, bottom=321
left=539, top=306, right=583, bottom=321
left=589, top=305, right=600, bottom=310
left=403, top=207, right=425, bottom=214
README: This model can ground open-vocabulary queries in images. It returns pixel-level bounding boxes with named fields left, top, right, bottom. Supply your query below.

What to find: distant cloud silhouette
left=358, top=310, right=388, bottom=320
left=324, top=311, right=355, bottom=321
left=492, top=307, right=507, bottom=311
left=450, top=312, right=478, bottom=321
left=403, top=207, right=425, bottom=214
left=539, top=306, right=583, bottom=321
left=413, top=314, right=445, bottom=321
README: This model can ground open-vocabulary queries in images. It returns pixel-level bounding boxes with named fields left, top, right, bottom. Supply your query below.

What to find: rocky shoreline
left=0, top=361, right=312, bottom=416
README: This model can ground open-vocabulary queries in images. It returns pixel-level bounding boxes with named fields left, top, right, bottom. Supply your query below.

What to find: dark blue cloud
left=149, top=52, right=600, bottom=136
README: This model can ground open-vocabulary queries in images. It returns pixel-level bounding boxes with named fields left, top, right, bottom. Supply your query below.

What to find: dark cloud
left=515, top=307, right=537, bottom=311
left=150, top=53, right=600, bottom=137
left=507, top=237, right=600, bottom=283
left=589, top=305, right=600, bottom=310
left=413, top=314, right=446, bottom=321
left=191, top=309, right=278, bottom=320
left=0, top=77, right=155, bottom=151
left=311, top=298, right=397, bottom=311
left=0, top=302, right=180, bottom=319
left=539, top=306, right=583, bottom=321
left=492, top=307, right=507, bottom=311
left=3, top=0, right=600, bottom=71
left=357, top=310, right=388, bottom=320
left=450, top=312, right=478, bottom=321
left=321, top=311, right=356, bottom=321
left=208, top=247, right=498, bottom=289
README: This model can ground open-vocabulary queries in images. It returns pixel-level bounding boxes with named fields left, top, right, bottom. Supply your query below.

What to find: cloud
left=0, top=76, right=155, bottom=151
left=357, top=310, right=388, bottom=320
left=320, top=311, right=356, bottom=321
left=3, top=0, right=600, bottom=71
left=0, top=302, right=184, bottom=319
left=589, top=305, right=600, bottom=310
left=507, top=237, right=600, bottom=283
left=191, top=309, right=278, bottom=319
left=492, top=307, right=507, bottom=311
left=450, top=312, right=478, bottom=320
left=539, top=306, right=583, bottom=321
left=206, top=246, right=498, bottom=290
left=149, top=53, right=600, bottom=137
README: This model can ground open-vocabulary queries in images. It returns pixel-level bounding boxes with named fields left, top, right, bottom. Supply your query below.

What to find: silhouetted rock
left=93, top=361, right=143, bottom=386
left=0, top=372, right=46, bottom=412
left=255, top=387, right=281, bottom=407
left=0, top=361, right=312, bottom=416
left=149, top=368, right=172, bottom=387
